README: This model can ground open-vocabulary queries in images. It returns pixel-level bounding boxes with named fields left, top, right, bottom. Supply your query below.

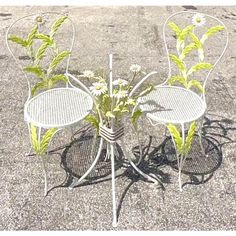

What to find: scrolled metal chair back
left=6, top=12, right=75, bottom=103
left=162, top=11, right=229, bottom=101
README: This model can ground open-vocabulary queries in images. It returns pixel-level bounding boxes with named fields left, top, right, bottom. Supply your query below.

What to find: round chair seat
left=139, top=86, right=206, bottom=124
left=24, top=88, right=93, bottom=128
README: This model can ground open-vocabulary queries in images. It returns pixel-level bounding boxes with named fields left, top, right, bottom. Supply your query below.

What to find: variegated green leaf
left=131, top=109, right=142, bottom=130
left=30, top=124, right=39, bottom=154
left=35, top=42, right=50, bottom=65
left=27, top=25, right=38, bottom=47
left=184, top=121, right=197, bottom=154
left=31, top=81, right=47, bottom=96
left=179, top=25, right=194, bottom=41
left=84, top=114, right=99, bottom=130
left=8, top=35, right=28, bottom=47
left=169, top=54, right=186, bottom=73
left=34, top=33, right=53, bottom=44
left=23, top=65, right=45, bottom=80
left=189, top=32, right=202, bottom=49
left=167, top=124, right=183, bottom=154
left=105, top=111, right=115, bottom=118
left=50, top=74, right=68, bottom=84
left=40, top=128, right=58, bottom=154
left=168, top=21, right=181, bottom=36
left=187, top=79, right=204, bottom=93
left=50, top=16, right=68, bottom=36
left=180, top=43, right=198, bottom=60
left=201, top=25, right=225, bottom=44
left=168, top=76, right=187, bottom=87
left=48, top=51, right=70, bottom=74
left=187, top=62, right=212, bottom=76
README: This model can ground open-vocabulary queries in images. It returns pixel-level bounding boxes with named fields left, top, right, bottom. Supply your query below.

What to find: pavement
left=0, top=5, right=236, bottom=230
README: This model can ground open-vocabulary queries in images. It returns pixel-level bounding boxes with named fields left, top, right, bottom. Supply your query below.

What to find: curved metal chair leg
left=120, top=137, right=158, bottom=184
left=69, top=136, right=104, bottom=189
left=25, top=122, right=33, bottom=156
left=198, top=117, right=206, bottom=156
left=37, top=127, right=48, bottom=197
left=110, top=142, right=118, bottom=227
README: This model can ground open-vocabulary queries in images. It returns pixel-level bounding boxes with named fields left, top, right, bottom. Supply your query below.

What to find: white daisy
left=83, top=70, right=94, bottom=78
left=89, top=82, right=107, bottom=96
left=113, top=90, right=128, bottom=99
left=112, top=78, right=128, bottom=86
left=130, top=64, right=141, bottom=73
left=192, top=13, right=206, bottom=27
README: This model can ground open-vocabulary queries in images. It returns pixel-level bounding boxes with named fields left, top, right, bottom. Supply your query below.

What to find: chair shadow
left=49, top=114, right=236, bottom=220
left=144, top=115, right=236, bottom=189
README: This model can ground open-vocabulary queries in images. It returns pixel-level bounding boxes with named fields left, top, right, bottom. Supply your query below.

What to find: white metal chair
left=6, top=12, right=104, bottom=196
left=132, top=11, right=229, bottom=191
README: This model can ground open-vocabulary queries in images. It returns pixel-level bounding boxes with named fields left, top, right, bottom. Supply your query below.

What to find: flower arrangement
left=79, top=63, right=155, bottom=132
left=166, top=13, right=225, bottom=156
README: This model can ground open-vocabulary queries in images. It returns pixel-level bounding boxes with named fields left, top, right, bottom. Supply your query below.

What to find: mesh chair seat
left=24, top=88, right=93, bottom=128
left=139, top=86, right=206, bottom=124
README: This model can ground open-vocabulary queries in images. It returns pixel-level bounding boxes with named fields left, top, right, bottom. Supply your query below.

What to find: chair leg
left=37, top=127, right=48, bottom=197
left=26, top=122, right=33, bottom=156
left=120, top=137, right=158, bottom=184
left=69, top=136, right=104, bottom=189
left=110, top=142, right=118, bottom=227
left=198, top=117, right=206, bottom=156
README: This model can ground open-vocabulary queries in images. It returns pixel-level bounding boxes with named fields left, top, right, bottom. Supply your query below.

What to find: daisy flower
left=89, top=82, right=107, bottom=96
left=113, top=90, right=128, bottom=99
left=130, top=64, right=141, bottom=73
left=192, top=13, right=206, bottom=27
left=112, top=78, right=128, bottom=87
left=83, top=70, right=94, bottom=78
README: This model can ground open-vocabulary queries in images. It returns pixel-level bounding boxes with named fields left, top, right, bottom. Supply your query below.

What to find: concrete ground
left=0, top=5, right=236, bottom=230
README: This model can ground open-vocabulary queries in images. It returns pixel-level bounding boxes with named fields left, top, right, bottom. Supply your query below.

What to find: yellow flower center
left=196, top=18, right=201, bottom=23
left=95, top=85, right=102, bottom=90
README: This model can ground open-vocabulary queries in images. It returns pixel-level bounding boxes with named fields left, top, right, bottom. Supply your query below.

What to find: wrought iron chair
left=6, top=12, right=104, bottom=196
left=132, top=11, right=229, bottom=191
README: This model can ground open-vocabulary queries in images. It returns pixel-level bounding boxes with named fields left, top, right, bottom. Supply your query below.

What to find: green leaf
left=184, top=121, right=197, bottom=154
left=48, top=51, right=70, bottom=74
left=179, top=25, right=194, bottom=41
left=187, top=62, right=212, bottom=76
left=168, top=21, right=181, bottom=36
left=105, top=111, right=115, bottom=118
left=187, top=80, right=204, bottom=93
left=168, top=76, right=187, bottom=87
left=50, top=74, right=69, bottom=84
left=131, top=109, right=142, bottom=130
left=34, top=33, right=53, bottom=44
left=180, top=43, right=198, bottom=60
left=167, top=124, right=183, bottom=154
left=189, top=32, right=202, bottom=49
left=30, top=124, right=39, bottom=154
left=8, top=35, right=28, bottom=47
left=40, top=128, right=58, bottom=154
left=125, top=98, right=136, bottom=106
left=206, top=25, right=225, bottom=36
left=169, top=54, right=186, bottom=73
left=31, top=81, right=47, bottom=96
left=50, top=16, right=68, bottom=36
left=201, top=25, right=225, bottom=44
left=84, top=114, right=99, bottom=130
left=138, top=84, right=155, bottom=97
left=23, top=65, right=45, bottom=80
left=35, top=42, right=50, bottom=65
left=27, top=25, right=38, bottom=47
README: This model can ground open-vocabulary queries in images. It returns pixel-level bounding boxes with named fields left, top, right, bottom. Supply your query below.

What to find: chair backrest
left=162, top=11, right=229, bottom=101
left=6, top=12, right=75, bottom=102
